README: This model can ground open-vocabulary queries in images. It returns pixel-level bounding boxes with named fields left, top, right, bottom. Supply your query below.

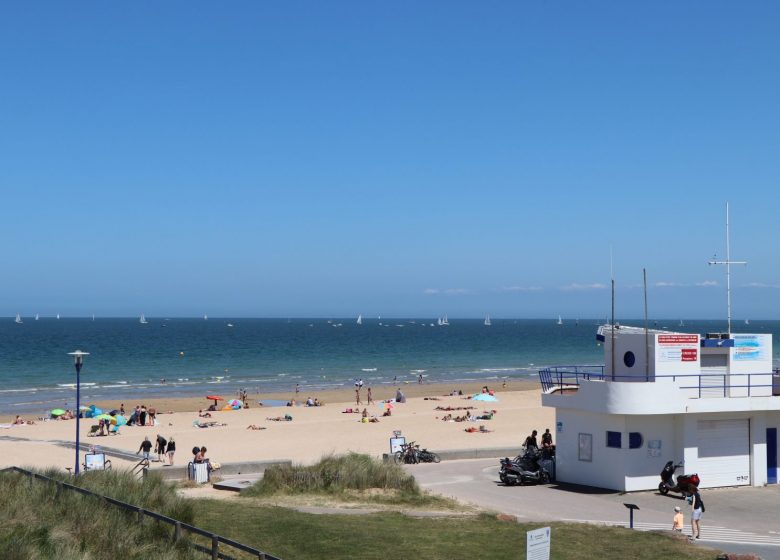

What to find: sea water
left=0, top=318, right=777, bottom=414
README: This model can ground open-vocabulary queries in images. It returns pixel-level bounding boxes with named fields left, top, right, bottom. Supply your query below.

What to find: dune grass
left=194, top=504, right=723, bottom=560
left=0, top=468, right=196, bottom=560
left=243, top=452, right=452, bottom=506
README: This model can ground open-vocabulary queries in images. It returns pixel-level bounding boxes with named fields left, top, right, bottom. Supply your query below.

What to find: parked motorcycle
left=658, top=461, right=700, bottom=497
left=499, top=449, right=550, bottom=486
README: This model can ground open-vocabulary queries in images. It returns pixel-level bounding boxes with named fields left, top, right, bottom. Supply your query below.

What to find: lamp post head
left=68, top=350, right=90, bottom=366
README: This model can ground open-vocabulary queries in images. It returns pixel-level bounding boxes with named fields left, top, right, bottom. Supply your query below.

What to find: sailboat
left=679, top=320, right=685, bottom=327
left=356, top=314, right=362, bottom=325
left=35, top=313, right=39, bottom=321
left=484, top=315, right=491, bottom=326
left=204, top=314, right=208, bottom=320
left=139, top=314, right=148, bottom=324
left=557, top=315, right=563, bottom=325
left=441, top=314, right=449, bottom=326
left=56, top=314, right=60, bottom=320
left=745, top=319, right=750, bottom=325
left=92, top=314, right=95, bottom=321
left=15, top=313, right=22, bottom=324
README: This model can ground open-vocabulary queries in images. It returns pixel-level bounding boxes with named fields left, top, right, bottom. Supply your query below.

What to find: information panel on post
left=526, top=526, right=550, bottom=560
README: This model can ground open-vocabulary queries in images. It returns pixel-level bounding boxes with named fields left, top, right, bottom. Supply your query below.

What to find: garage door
left=697, top=419, right=750, bottom=488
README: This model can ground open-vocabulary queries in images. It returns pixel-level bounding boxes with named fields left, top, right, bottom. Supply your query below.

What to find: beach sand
left=1, top=380, right=553, bottom=472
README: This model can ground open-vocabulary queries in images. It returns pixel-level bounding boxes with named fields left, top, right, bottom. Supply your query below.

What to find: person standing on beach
left=355, top=387, right=362, bottom=406
left=367, top=387, right=374, bottom=404
left=418, top=373, right=423, bottom=384
left=155, top=434, right=167, bottom=462
left=148, top=406, right=157, bottom=426
left=139, top=405, right=147, bottom=427
left=166, top=437, right=176, bottom=465
left=295, top=383, right=300, bottom=395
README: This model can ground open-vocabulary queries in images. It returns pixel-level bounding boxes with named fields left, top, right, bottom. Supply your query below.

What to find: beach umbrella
left=94, top=414, right=112, bottom=421
left=206, top=395, right=223, bottom=406
left=472, top=393, right=498, bottom=402
left=111, top=415, right=127, bottom=426
left=227, top=399, right=242, bottom=408
left=50, top=409, right=66, bottom=417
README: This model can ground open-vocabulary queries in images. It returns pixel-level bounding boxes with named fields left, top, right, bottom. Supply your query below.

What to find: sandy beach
left=1, top=380, right=552, bottom=472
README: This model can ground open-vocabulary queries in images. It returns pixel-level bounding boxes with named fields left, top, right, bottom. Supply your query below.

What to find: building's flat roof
left=597, top=324, right=688, bottom=338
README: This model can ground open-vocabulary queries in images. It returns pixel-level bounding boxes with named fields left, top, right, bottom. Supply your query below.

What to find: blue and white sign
left=526, top=526, right=551, bottom=560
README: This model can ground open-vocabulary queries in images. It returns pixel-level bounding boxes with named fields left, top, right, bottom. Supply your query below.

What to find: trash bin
left=188, top=462, right=209, bottom=483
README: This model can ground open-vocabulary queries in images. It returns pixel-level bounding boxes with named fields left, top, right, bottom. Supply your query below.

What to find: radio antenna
left=708, top=203, right=746, bottom=336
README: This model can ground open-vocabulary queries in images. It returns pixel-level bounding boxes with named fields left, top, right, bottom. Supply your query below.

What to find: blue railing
left=539, top=367, right=780, bottom=399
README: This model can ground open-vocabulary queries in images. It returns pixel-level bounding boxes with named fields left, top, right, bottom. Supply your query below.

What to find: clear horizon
left=2, top=3, right=779, bottom=319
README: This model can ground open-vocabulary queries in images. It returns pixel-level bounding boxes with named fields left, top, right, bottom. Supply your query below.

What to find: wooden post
left=137, top=508, right=144, bottom=524
left=258, top=553, right=266, bottom=560
left=173, top=521, right=181, bottom=542
left=211, top=535, right=219, bottom=560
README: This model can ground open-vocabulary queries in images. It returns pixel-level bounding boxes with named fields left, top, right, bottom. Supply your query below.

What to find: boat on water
left=679, top=320, right=685, bottom=327
left=357, top=314, right=362, bottom=325
left=557, top=315, right=563, bottom=325
left=139, top=314, right=148, bottom=324
left=15, top=313, right=22, bottom=324
left=34, top=313, right=39, bottom=321
left=441, top=314, right=449, bottom=326
left=227, top=323, right=234, bottom=328
left=484, top=315, right=491, bottom=326
left=745, top=319, right=750, bottom=325
left=56, top=314, right=60, bottom=320
left=204, top=314, right=208, bottom=320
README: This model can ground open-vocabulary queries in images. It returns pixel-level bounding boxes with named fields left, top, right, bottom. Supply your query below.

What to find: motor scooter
left=499, top=452, right=550, bottom=486
left=658, top=461, right=700, bottom=497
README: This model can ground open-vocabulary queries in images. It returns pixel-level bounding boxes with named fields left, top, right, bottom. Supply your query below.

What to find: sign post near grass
left=526, top=527, right=550, bottom=560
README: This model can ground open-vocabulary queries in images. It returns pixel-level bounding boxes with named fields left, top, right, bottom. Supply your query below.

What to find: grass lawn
left=194, top=500, right=722, bottom=560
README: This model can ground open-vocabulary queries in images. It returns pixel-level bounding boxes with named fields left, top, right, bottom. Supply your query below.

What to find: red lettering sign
left=658, top=335, right=699, bottom=344
left=681, top=349, right=698, bottom=361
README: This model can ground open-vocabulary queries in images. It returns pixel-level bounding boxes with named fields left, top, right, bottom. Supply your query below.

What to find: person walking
left=355, top=387, right=362, bottom=406
left=139, top=405, right=147, bottom=427
left=155, top=434, right=167, bottom=462
left=166, top=437, right=176, bottom=465
left=690, top=486, right=704, bottom=539
left=367, top=386, right=374, bottom=405
left=137, top=436, right=152, bottom=461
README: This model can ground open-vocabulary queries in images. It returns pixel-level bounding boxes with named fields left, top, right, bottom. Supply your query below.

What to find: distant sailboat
left=441, top=314, right=449, bottom=326
left=745, top=319, right=750, bottom=325
left=356, top=314, right=362, bottom=325
left=35, top=313, right=39, bottom=321
left=56, top=314, right=60, bottom=320
left=227, top=323, right=234, bottom=328
left=15, top=313, right=22, bottom=324
left=484, top=315, right=491, bottom=326
left=92, top=314, right=95, bottom=321
left=204, top=314, right=208, bottom=320
left=139, top=314, right=148, bottom=324
left=557, top=315, right=563, bottom=325
left=679, top=320, right=685, bottom=327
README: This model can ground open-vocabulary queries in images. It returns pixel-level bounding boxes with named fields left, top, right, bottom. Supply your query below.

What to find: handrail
left=0, top=466, right=281, bottom=560
left=539, top=367, right=780, bottom=398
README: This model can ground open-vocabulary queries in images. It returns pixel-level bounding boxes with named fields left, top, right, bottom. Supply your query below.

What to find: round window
left=623, top=351, right=636, bottom=368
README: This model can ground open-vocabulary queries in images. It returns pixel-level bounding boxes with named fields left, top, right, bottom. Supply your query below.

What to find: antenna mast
left=708, top=203, right=746, bottom=336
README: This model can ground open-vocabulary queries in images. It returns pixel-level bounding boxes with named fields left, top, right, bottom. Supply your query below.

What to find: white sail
left=35, top=313, right=39, bottom=321
left=139, top=314, right=148, bottom=324
left=484, top=315, right=491, bottom=326
left=557, top=315, right=563, bottom=325
left=204, top=314, right=208, bottom=320
left=441, top=314, right=449, bottom=326
left=15, top=313, right=22, bottom=324
left=357, top=314, right=362, bottom=325
left=56, top=314, right=60, bottom=320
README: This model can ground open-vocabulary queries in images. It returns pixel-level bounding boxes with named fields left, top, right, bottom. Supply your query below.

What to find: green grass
left=243, top=452, right=452, bottom=506
left=0, top=469, right=196, bottom=560
left=194, top=502, right=723, bottom=560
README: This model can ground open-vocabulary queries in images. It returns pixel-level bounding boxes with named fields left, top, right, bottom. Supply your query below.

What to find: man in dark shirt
left=524, top=430, right=538, bottom=450
left=137, top=436, right=153, bottom=460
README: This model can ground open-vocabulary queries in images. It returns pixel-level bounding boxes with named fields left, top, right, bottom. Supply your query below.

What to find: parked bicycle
left=393, top=441, right=441, bottom=464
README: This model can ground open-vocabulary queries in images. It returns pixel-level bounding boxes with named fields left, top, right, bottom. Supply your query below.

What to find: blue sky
left=1, top=2, right=779, bottom=319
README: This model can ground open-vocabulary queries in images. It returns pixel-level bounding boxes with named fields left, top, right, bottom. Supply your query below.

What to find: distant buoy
left=179, top=351, right=185, bottom=356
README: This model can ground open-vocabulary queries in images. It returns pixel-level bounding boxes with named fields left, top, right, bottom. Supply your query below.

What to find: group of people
left=354, top=380, right=375, bottom=406
left=127, top=404, right=157, bottom=426
left=523, top=429, right=554, bottom=451
left=672, top=487, right=705, bottom=540
left=136, top=434, right=176, bottom=465
left=440, top=409, right=496, bottom=422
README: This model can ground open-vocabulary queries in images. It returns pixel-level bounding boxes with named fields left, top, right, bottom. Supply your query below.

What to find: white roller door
left=696, top=419, right=750, bottom=488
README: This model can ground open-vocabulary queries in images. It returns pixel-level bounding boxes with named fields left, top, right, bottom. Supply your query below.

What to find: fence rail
left=0, top=466, right=281, bottom=560
left=539, top=367, right=780, bottom=398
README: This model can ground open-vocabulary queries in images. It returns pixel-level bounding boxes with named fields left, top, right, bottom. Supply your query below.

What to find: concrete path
left=407, top=458, right=780, bottom=558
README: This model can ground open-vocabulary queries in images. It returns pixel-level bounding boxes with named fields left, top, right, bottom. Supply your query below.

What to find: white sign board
left=389, top=436, right=406, bottom=454
left=526, top=526, right=550, bottom=560
left=655, top=334, right=700, bottom=375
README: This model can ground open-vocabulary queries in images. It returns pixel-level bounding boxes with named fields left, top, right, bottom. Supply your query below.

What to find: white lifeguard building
left=540, top=325, right=780, bottom=491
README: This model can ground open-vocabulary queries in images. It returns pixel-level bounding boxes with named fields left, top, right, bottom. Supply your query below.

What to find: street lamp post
left=68, top=350, right=89, bottom=475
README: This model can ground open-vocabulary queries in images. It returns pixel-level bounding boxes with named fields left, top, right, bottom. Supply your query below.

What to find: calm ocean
left=1, top=318, right=777, bottom=415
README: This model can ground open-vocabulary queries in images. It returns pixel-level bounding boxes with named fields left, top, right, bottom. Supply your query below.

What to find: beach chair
left=86, top=425, right=100, bottom=437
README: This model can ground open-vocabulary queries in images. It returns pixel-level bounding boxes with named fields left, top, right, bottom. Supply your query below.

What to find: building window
left=606, top=431, right=622, bottom=448
left=623, top=351, right=636, bottom=368
left=629, top=432, right=643, bottom=449
left=578, top=433, right=593, bottom=462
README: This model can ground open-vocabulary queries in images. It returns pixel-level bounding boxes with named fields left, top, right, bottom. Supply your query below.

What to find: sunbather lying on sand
left=434, top=406, right=475, bottom=411
left=465, top=425, right=493, bottom=433
left=193, top=420, right=226, bottom=428
left=267, top=415, right=293, bottom=422
left=246, top=425, right=267, bottom=430
left=342, top=408, right=360, bottom=413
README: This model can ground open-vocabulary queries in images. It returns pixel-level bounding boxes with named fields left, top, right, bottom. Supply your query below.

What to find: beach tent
left=227, top=399, right=243, bottom=409
left=50, top=409, right=66, bottom=417
left=94, top=414, right=112, bottom=421
left=111, top=415, right=127, bottom=426
left=472, top=393, right=498, bottom=402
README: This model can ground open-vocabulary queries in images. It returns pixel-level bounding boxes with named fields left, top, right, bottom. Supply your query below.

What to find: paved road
left=407, top=458, right=780, bottom=559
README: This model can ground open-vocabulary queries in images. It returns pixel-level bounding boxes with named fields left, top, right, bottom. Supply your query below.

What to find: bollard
left=173, top=521, right=181, bottom=542
left=211, top=535, right=219, bottom=560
